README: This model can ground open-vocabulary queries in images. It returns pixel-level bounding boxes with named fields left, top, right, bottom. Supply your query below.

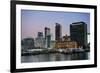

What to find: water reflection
left=21, top=52, right=89, bottom=63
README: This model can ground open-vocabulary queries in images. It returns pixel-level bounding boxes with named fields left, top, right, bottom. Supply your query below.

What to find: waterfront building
left=21, top=38, right=35, bottom=50
left=50, top=40, right=55, bottom=49
left=45, top=27, right=51, bottom=48
left=55, top=41, right=78, bottom=49
left=55, top=23, right=62, bottom=41
left=55, top=35, right=78, bottom=49
left=70, top=22, right=87, bottom=48
left=34, top=32, right=45, bottom=48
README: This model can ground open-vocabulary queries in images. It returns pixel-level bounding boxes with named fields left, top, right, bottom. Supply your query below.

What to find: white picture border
left=16, top=4, right=95, bottom=69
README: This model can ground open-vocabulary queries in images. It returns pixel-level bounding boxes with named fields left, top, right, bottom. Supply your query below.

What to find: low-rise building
left=21, top=38, right=35, bottom=50
left=55, top=41, right=78, bottom=49
left=55, top=34, right=79, bottom=49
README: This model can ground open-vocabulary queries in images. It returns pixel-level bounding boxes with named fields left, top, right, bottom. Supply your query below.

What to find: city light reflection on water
left=21, top=52, right=90, bottom=63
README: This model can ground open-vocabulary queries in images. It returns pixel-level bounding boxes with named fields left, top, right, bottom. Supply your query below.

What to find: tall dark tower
left=45, top=27, right=50, bottom=39
left=55, top=23, right=62, bottom=41
left=45, top=27, right=51, bottom=48
left=70, top=22, right=87, bottom=48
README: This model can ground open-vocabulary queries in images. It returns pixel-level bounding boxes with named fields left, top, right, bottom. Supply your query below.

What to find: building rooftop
left=71, top=21, right=86, bottom=25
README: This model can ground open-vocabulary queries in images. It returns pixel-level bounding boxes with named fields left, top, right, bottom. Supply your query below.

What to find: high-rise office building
left=70, top=22, right=87, bottom=48
left=55, top=23, right=62, bottom=41
left=34, top=32, right=45, bottom=48
left=45, top=27, right=50, bottom=38
left=45, top=27, right=51, bottom=48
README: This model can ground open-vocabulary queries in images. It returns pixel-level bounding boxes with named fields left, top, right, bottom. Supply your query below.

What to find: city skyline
left=21, top=10, right=90, bottom=40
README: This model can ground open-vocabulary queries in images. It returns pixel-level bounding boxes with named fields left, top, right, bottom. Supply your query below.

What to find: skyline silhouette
left=21, top=10, right=90, bottom=40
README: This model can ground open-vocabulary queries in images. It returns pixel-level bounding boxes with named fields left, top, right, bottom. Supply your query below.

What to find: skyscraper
left=34, top=32, right=45, bottom=48
left=70, top=22, right=87, bottom=48
left=45, top=27, right=51, bottom=48
left=55, top=23, right=62, bottom=41
left=45, top=27, right=50, bottom=39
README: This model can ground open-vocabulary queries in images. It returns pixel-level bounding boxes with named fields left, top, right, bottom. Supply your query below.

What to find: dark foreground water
left=21, top=52, right=90, bottom=63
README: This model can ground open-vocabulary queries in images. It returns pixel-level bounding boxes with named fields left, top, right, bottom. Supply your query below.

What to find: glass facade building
left=70, top=22, right=87, bottom=48
left=45, top=27, right=51, bottom=48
